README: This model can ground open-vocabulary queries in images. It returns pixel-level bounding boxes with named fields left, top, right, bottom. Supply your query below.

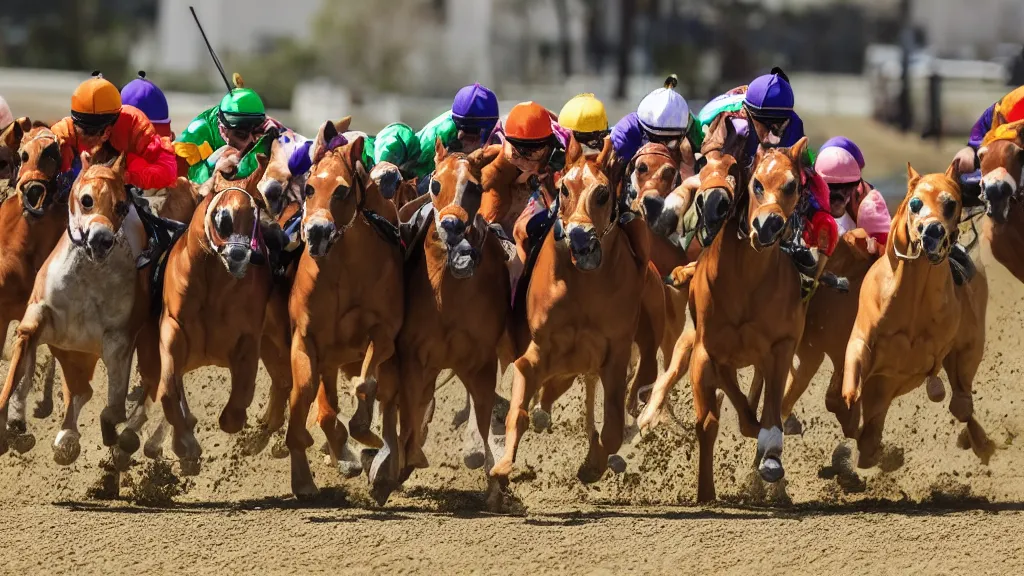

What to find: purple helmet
left=120, top=71, right=169, bottom=125
left=744, top=67, right=794, bottom=120
left=452, top=83, right=499, bottom=132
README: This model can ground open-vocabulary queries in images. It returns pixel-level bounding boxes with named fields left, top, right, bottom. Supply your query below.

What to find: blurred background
left=1, top=0, right=1022, bottom=186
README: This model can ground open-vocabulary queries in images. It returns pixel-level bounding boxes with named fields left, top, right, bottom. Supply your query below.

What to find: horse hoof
left=607, top=454, right=627, bottom=474
left=758, top=456, right=785, bottom=483
left=118, top=429, right=141, bottom=455
left=292, top=481, right=319, bottom=501
left=11, top=432, right=36, bottom=454
left=530, top=408, right=551, bottom=433
left=463, top=449, right=486, bottom=470
left=178, top=458, right=202, bottom=477
left=53, top=431, right=82, bottom=466
left=143, top=440, right=164, bottom=460
left=337, top=458, right=362, bottom=479
left=270, top=439, right=290, bottom=459
left=926, top=376, right=946, bottom=403
left=783, top=414, right=803, bottom=436
left=111, top=447, right=133, bottom=472
left=576, top=463, right=604, bottom=484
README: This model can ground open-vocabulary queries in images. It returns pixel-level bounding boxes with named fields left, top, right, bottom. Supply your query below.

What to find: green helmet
left=218, top=88, right=266, bottom=130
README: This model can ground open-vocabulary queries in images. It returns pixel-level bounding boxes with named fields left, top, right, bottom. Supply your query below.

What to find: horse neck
left=0, top=197, right=65, bottom=257
left=885, top=241, right=954, bottom=307
left=706, top=218, right=784, bottom=288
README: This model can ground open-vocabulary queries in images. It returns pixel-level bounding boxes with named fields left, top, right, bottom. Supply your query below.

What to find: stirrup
left=820, top=272, right=849, bottom=293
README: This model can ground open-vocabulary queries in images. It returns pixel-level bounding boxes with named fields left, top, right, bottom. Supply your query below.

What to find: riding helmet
left=637, top=75, right=689, bottom=137
left=121, top=71, right=171, bottom=137
left=815, top=145, right=862, bottom=185
left=744, top=67, right=794, bottom=121
left=218, top=79, right=266, bottom=132
left=71, top=72, right=122, bottom=129
left=504, top=101, right=554, bottom=144
left=451, top=83, right=499, bottom=133
left=558, top=93, right=609, bottom=133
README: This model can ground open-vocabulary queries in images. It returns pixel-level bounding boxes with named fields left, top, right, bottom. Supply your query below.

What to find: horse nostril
left=924, top=223, right=945, bottom=240
left=228, top=246, right=248, bottom=262
left=642, top=195, right=664, bottom=221
left=87, top=230, right=113, bottom=255
left=439, top=218, right=466, bottom=240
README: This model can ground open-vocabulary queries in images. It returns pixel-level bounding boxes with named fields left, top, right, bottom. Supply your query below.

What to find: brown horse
left=285, top=125, right=403, bottom=498
left=977, top=117, right=1024, bottom=283
left=147, top=150, right=278, bottom=472
left=369, top=139, right=510, bottom=506
left=835, top=164, right=992, bottom=469
left=0, top=152, right=152, bottom=467
left=0, top=122, right=69, bottom=455
left=489, top=136, right=651, bottom=490
left=677, top=139, right=809, bottom=502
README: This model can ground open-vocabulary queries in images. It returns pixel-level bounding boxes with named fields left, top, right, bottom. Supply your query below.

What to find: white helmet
left=636, top=75, right=689, bottom=137
left=0, top=96, right=12, bottom=131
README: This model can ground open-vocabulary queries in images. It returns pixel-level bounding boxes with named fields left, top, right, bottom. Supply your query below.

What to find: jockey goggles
left=218, top=109, right=266, bottom=133
left=506, top=136, right=554, bottom=161
left=574, top=130, right=609, bottom=151
left=72, top=111, right=119, bottom=136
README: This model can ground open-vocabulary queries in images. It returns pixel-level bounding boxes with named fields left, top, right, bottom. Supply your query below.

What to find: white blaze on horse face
left=982, top=166, right=1017, bottom=194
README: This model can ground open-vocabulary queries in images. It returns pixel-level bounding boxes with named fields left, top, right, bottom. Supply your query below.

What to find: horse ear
left=789, top=136, right=809, bottom=167
left=348, top=134, right=366, bottom=170
left=596, top=136, right=614, bottom=171
left=335, top=116, right=353, bottom=134
left=111, top=152, right=127, bottom=175
left=17, top=117, right=32, bottom=132
left=565, top=134, right=583, bottom=166
left=80, top=151, right=93, bottom=172
left=311, top=120, right=338, bottom=164
left=992, top=109, right=1008, bottom=131
left=906, top=163, right=922, bottom=191
left=467, top=144, right=499, bottom=174
left=0, top=120, right=24, bottom=151
left=434, top=136, right=446, bottom=166
left=944, top=160, right=958, bottom=181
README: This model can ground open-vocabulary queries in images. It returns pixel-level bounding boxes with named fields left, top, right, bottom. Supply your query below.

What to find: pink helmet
left=814, top=146, right=862, bottom=184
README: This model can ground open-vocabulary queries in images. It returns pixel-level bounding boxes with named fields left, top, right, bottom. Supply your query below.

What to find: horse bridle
left=16, top=131, right=65, bottom=215
left=204, top=185, right=264, bottom=255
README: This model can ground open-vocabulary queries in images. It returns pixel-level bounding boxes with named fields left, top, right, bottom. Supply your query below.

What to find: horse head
left=14, top=124, right=62, bottom=218
left=629, top=143, right=690, bottom=226
left=1, top=118, right=32, bottom=182
left=257, top=124, right=327, bottom=219
left=69, top=151, right=131, bottom=261
left=302, top=120, right=370, bottom=259
left=977, top=114, right=1023, bottom=224
left=428, top=137, right=498, bottom=279
left=892, top=163, right=962, bottom=265
left=200, top=149, right=269, bottom=278
left=746, top=137, right=808, bottom=250
left=557, top=135, right=617, bottom=271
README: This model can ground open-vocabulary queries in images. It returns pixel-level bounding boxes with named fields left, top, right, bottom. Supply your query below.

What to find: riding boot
left=948, top=243, right=976, bottom=286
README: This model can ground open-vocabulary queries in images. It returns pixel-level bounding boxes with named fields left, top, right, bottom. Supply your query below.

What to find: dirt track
left=2, top=224, right=1024, bottom=571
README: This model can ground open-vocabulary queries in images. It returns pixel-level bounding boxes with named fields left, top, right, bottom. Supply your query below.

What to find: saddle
left=129, top=188, right=188, bottom=316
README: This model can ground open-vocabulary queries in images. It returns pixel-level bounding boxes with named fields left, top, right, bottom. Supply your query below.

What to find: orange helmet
left=71, top=73, right=122, bottom=117
left=505, top=101, right=554, bottom=143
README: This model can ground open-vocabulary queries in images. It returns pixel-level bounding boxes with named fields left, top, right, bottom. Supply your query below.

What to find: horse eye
left=80, top=195, right=94, bottom=210
left=304, top=184, right=314, bottom=198
left=332, top=184, right=350, bottom=198
left=753, top=179, right=764, bottom=198
left=560, top=184, right=569, bottom=197
left=594, top=186, right=610, bottom=206
left=430, top=180, right=441, bottom=195
left=909, top=197, right=923, bottom=213
left=636, top=163, right=648, bottom=174
left=215, top=209, right=233, bottom=238
left=21, top=151, right=29, bottom=163
left=943, top=199, right=957, bottom=219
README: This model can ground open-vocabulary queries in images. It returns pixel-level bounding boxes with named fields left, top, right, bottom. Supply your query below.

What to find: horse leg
left=99, top=333, right=135, bottom=470
left=835, top=336, right=870, bottom=439
left=348, top=326, right=396, bottom=449
left=746, top=369, right=763, bottom=416
left=754, top=339, right=796, bottom=483
left=32, top=349, right=57, bottom=419
left=584, top=352, right=630, bottom=483
left=316, top=367, right=362, bottom=479
left=120, top=321, right=160, bottom=456
left=156, top=316, right=200, bottom=467
left=490, top=342, right=542, bottom=480
left=781, top=346, right=826, bottom=434
left=369, top=357, right=402, bottom=506
left=718, top=368, right=761, bottom=439
left=628, top=278, right=665, bottom=417
left=0, top=308, right=50, bottom=455
left=690, top=343, right=722, bottom=503
left=396, top=352, right=436, bottom=473
left=854, top=382, right=892, bottom=469
left=461, top=361, right=503, bottom=509
left=286, top=334, right=319, bottom=498
left=637, top=328, right=694, bottom=432
left=944, top=348, right=994, bottom=464
left=258, top=340, right=291, bottom=434
left=49, top=349, right=98, bottom=466
left=532, top=374, right=575, bottom=433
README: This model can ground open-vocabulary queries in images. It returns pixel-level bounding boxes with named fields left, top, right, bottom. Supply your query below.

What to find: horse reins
left=204, top=185, right=264, bottom=256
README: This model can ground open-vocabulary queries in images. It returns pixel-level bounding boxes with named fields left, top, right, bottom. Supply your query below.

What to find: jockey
left=558, top=93, right=609, bottom=155
left=174, top=74, right=285, bottom=185
left=814, top=137, right=891, bottom=253
left=610, top=75, right=702, bottom=163
left=51, top=72, right=178, bottom=192
left=121, top=72, right=173, bottom=140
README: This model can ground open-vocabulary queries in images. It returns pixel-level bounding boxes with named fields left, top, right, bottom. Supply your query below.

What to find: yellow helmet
left=558, top=93, right=608, bottom=133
